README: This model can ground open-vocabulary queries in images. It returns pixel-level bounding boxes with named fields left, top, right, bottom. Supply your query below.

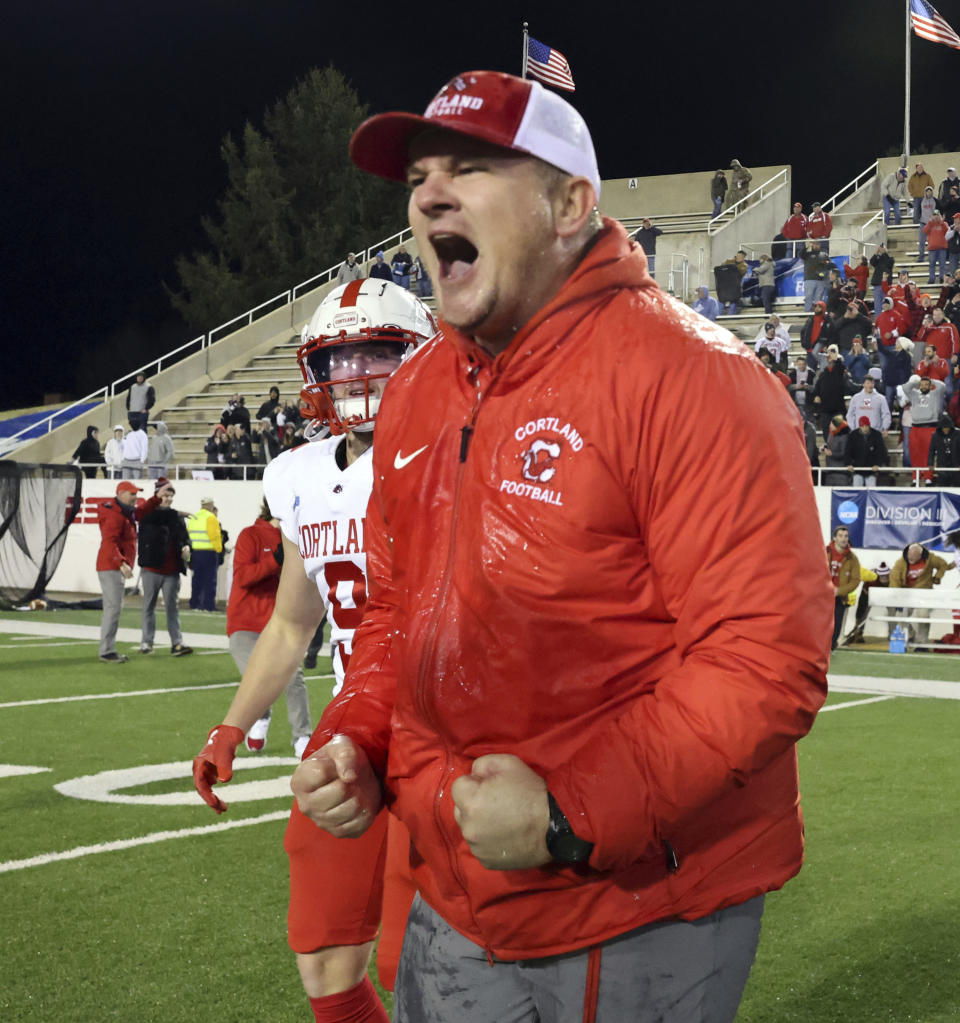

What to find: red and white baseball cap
left=350, top=70, right=601, bottom=200
left=116, top=481, right=142, bottom=495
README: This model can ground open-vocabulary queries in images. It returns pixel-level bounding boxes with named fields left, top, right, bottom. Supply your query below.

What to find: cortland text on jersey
left=298, top=517, right=365, bottom=560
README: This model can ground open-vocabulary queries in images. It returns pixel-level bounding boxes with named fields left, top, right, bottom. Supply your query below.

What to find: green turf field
left=1, top=607, right=958, bottom=1022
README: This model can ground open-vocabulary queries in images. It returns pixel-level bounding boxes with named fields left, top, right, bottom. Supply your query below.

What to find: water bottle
left=889, top=624, right=906, bottom=654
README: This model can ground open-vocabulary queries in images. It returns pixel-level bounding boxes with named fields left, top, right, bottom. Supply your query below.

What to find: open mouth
left=431, top=233, right=478, bottom=282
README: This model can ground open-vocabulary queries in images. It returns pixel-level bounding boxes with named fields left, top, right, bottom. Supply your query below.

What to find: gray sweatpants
left=140, top=570, right=183, bottom=648
left=97, top=569, right=125, bottom=656
left=395, top=892, right=764, bottom=1023
left=228, top=630, right=311, bottom=741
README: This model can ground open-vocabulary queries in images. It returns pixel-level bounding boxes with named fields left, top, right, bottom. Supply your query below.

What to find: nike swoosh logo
left=394, top=445, right=429, bottom=470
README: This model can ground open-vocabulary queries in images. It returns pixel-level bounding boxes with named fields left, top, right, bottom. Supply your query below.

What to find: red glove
left=193, top=725, right=245, bottom=814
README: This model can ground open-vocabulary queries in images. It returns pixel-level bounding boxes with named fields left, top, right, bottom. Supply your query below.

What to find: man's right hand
left=291, top=735, right=382, bottom=838
left=193, top=725, right=245, bottom=814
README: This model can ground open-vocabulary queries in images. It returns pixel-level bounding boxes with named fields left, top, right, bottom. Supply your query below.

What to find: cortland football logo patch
left=499, top=417, right=585, bottom=507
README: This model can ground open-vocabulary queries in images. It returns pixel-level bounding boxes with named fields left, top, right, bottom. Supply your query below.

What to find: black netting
left=0, top=463, right=82, bottom=609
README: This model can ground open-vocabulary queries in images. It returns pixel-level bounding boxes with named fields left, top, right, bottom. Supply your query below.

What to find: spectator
left=917, top=344, right=950, bottom=382
left=104, top=424, right=125, bottom=480
left=187, top=497, right=222, bottom=612
left=947, top=216, right=960, bottom=278
left=875, top=295, right=901, bottom=367
left=691, top=284, right=721, bottom=322
left=788, top=354, right=816, bottom=420
left=918, top=305, right=960, bottom=361
left=755, top=253, right=776, bottom=314
left=224, top=498, right=312, bottom=758
left=807, top=202, right=832, bottom=253
left=633, top=218, right=663, bottom=278
left=843, top=338, right=872, bottom=385
left=146, top=421, right=174, bottom=480
left=822, top=415, right=852, bottom=485
left=928, top=413, right=960, bottom=486
left=414, top=254, right=433, bottom=298
left=813, top=346, right=854, bottom=438
left=903, top=374, right=948, bottom=478
left=220, top=393, right=251, bottom=431
left=889, top=543, right=950, bottom=648
left=120, top=420, right=148, bottom=480
left=72, top=425, right=105, bottom=479
left=826, top=526, right=860, bottom=649
left=717, top=249, right=749, bottom=314
left=754, top=321, right=789, bottom=369
left=937, top=166, right=960, bottom=206
left=276, top=398, right=303, bottom=432
left=843, top=255, right=870, bottom=300
left=125, top=372, right=155, bottom=432
left=96, top=480, right=158, bottom=663
left=336, top=252, right=362, bottom=285
left=825, top=268, right=848, bottom=316
left=253, top=417, right=281, bottom=467
left=137, top=478, right=193, bottom=657
left=870, top=245, right=895, bottom=312
left=800, top=301, right=833, bottom=368
left=908, top=162, right=935, bottom=222
left=369, top=250, right=392, bottom=281
left=884, top=337, right=915, bottom=396
left=756, top=347, right=790, bottom=387
left=391, top=245, right=413, bottom=289
left=256, top=386, right=282, bottom=424
left=724, top=158, right=752, bottom=210
left=881, top=166, right=908, bottom=225
left=922, top=210, right=949, bottom=284
left=234, top=423, right=254, bottom=479
left=710, top=169, right=727, bottom=218
left=832, top=301, right=875, bottom=354
left=846, top=416, right=888, bottom=488
left=801, top=241, right=831, bottom=312
left=204, top=424, right=228, bottom=479
left=280, top=422, right=302, bottom=450
left=846, top=375, right=891, bottom=433
left=943, top=185, right=960, bottom=224
left=781, top=202, right=808, bottom=258
left=917, top=187, right=937, bottom=259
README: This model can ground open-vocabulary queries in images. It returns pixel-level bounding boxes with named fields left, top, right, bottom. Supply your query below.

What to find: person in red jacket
left=807, top=201, right=833, bottom=252
left=291, top=70, right=831, bottom=1023
left=96, top=480, right=161, bottom=662
left=225, top=499, right=312, bottom=756
left=923, top=210, right=950, bottom=283
left=918, top=305, right=960, bottom=361
left=781, top=201, right=808, bottom=256
left=843, top=255, right=870, bottom=299
left=917, top=344, right=950, bottom=381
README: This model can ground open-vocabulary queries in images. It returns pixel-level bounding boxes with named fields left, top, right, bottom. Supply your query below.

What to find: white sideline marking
left=820, top=695, right=896, bottom=713
left=0, top=682, right=237, bottom=709
left=0, top=641, right=97, bottom=650
left=828, top=673, right=960, bottom=700
left=0, top=619, right=229, bottom=649
left=0, top=811, right=290, bottom=874
left=0, top=764, right=51, bottom=778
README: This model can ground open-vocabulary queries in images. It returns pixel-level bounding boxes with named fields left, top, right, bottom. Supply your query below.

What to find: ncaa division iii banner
left=831, top=490, right=960, bottom=550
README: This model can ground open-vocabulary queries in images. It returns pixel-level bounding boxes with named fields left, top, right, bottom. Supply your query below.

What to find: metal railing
left=822, top=160, right=879, bottom=213
left=83, top=462, right=272, bottom=482
left=811, top=465, right=950, bottom=487
left=707, top=169, right=790, bottom=236
left=667, top=253, right=690, bottom=301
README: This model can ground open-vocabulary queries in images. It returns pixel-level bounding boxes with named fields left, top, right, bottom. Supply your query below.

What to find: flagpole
left=904, top=0, right=911, bottom=163
left=522, top=22, right=529, bottom=78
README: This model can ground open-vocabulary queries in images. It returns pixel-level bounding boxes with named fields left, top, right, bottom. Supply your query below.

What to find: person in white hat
left=290, top=70, right=831, bottom=1022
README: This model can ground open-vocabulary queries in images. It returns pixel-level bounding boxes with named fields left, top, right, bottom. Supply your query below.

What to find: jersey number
left=322, top=561, right=367, bottom=631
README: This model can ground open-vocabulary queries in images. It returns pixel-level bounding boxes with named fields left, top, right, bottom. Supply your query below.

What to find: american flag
left=526, top=37, right=576, bottom=92
left=910, top=0, right=960, bottom=50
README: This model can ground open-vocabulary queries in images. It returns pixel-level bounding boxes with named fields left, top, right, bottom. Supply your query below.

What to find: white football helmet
left=297, top=279, right=436, bottom=434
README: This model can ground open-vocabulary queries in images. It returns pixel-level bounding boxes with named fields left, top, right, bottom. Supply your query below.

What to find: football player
left=193, top=278, right=436, bottom=1023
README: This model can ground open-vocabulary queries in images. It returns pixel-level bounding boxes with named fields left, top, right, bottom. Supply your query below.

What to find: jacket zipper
left=415, top=373, right=490, bottom=950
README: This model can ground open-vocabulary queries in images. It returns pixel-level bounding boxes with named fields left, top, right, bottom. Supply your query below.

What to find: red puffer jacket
left=95, top=495, right=159, bottom=571
left=226, top=518, right=282, bottom=635
left=317, top=221, right=831, bottom=961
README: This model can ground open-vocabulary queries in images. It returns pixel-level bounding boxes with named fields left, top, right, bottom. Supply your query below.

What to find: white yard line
left=0, top=618, right=230, bottom=649
left=0, top=811, right=290, bottom=874
left=0, top=641, right=98, bottom=649
left=0, top=682, right=238, bottom=709
left=828, top=673, right=960, bottom=700
left=820, top=695, right=897, bottom=713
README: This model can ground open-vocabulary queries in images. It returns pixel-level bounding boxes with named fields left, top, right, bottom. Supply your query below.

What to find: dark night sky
left=2, top=0, right=958, bottom=408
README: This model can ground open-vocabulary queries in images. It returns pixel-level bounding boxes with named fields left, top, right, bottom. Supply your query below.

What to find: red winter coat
left=226, top=517, right=283, bottom=635
left=875, top=309, right=901, bottom=347
left=314, top=221, right=831, bottom=961
left=95, top=495, right=159, bottom=571
left=844, top=263, right=869, bottom=292
left=807, top=211, right=833, bottom=239
left=923, top=219, right=949, bottom=251
left=918, top=321, right=960, bottom=361
left=782, top=213, right=808, bottom=240
left=917, top=356, right=950, bottom=381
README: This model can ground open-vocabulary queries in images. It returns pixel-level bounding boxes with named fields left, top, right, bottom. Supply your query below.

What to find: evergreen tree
left=169, top=66, right=405, bottom=331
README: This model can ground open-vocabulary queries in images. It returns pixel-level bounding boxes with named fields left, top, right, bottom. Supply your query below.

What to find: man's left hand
left=451, top=754, right=552, bottom=870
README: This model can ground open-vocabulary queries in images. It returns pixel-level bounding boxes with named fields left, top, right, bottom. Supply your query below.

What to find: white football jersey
left=263, top=436, right=372, bottom=694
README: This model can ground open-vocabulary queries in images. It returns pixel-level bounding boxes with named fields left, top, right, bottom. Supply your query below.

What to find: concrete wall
left=709, top=180, right=792, bottom=266
left=601, top=165, right=789, bottom=220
